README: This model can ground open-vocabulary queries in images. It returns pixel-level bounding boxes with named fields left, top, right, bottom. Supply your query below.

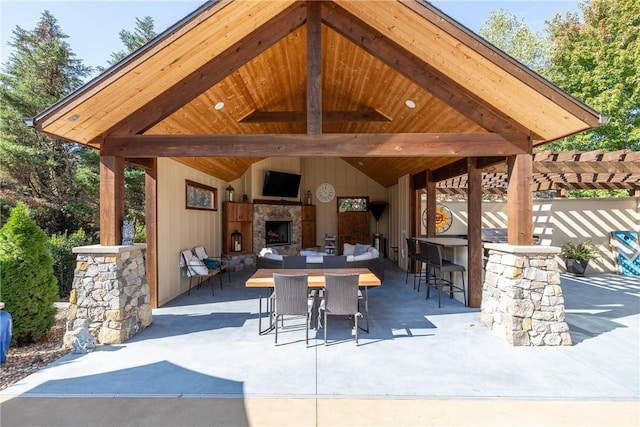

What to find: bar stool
left=405, top=238, right=421, bottom=290
left=425, top=243, right=466, bottom=307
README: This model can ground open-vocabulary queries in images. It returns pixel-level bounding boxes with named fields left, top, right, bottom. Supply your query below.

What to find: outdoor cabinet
left=223, top=202, right=253, bottom=254
left=301, top=205, right=316, bottom=249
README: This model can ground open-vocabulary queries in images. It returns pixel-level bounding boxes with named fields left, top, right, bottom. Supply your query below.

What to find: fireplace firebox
left=265, top=221, right=292, bottom=246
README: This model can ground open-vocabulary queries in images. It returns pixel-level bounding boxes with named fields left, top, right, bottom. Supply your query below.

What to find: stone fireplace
left=265, top=220, right=292, bottom=246
left=253, top=203, right=301, bottom=256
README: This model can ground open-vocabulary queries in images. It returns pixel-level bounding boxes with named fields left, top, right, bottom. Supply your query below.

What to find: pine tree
left=0, top=202, right=59, bottom=346
left=0, top=11, right=95, bottom=234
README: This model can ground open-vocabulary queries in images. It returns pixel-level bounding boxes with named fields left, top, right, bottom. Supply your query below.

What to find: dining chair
left=425, top=243, right=466, bottom=307
left=405, top=238, right=421, bottom=289
left=320, top=273, right=362, bottom=345
left=322, top=255, right=347, bottom=268
left=193, top=246, right=231, bottom=288
left=282, top=256, right=307, bottom=269
left=272, top=273, right=312, bottom=346
left=180, top=250, right=213, bottom=296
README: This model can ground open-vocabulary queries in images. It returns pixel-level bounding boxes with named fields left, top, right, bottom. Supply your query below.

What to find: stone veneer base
left=480, top=244, right=572, bottom=346
left=64, top=244, right=152, bottom=345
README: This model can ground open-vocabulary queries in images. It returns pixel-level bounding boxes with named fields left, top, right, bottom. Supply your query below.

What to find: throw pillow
left=343, top=243, right=356, bottom=256
left=354, top=243, right=371, bottom=256
left=203, top=258, right=220, bottom=269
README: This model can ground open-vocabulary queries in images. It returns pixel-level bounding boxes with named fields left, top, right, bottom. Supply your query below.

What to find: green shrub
left=0, top=202, right=58, bottom=346
left=49, top=229, right=94, bottom=297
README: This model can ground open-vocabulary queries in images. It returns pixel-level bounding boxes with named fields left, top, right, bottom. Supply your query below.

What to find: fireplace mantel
left=253, top=199, right=302, bottom=206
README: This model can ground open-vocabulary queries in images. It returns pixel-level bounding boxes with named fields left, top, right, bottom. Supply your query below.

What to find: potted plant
left=560, top=239, right=600, bottom=276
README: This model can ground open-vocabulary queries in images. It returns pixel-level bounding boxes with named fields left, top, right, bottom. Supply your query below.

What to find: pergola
left=29, top=0, right=600, bottom=307
left=437, top=150, right=640, bottom=196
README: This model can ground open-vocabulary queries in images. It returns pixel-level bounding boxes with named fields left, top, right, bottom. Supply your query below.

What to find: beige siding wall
left=300, top=157, right=389, bottom=248
left=157, top=158, right=226, bottom=305
left=438, top=197, right=639, bottom=274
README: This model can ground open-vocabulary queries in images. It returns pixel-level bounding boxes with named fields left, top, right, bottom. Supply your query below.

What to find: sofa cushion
left=354, top=243, right=371, bottom=256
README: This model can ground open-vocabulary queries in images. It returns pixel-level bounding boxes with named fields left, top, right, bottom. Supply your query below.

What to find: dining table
left=246, top=268, right=381, bottom=335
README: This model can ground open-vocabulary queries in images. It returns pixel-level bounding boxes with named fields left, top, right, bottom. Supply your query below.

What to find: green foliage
left=560, top=239, right=600, bottom=262
left=479, top=9, right=549, bottom=74
left=546, top=0, right=640, bottom=151
left=0, top=203, right=58, bottom=346
left=133, top=218, right=146, bottom=243
left=98, top=16, right=156, bottom=72
left=49, top=229, right=95, bottom=297
left=0, top=11, right=96, bottom=235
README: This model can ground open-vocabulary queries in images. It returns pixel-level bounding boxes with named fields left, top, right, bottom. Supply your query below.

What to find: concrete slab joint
left=64, top=244, right=152, bottom=346
left=480, top=244, right=571, bottom=346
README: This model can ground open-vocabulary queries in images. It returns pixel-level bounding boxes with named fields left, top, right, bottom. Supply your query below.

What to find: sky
left=1, top=0, right=582, bottom=76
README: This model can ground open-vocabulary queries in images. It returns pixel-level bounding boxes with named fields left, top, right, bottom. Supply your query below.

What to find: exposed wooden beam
left=432, top=156, right=508, bottom=182
left=306, top=1, right=322, bottom=134
left=102, top=133, right=531, bottom=157
left=90, top=2, right=307, bottom=144
left=239, top=109, right=390, bottom=123
left=321, top=1, right=538, bottom=140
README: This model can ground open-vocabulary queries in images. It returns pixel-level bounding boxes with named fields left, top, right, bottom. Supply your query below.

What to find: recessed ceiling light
left=405, top=100, right=416, bottom=109
left=358, top=161, right=364, bottom=166
left=214, top=102, right=225, bottom=110
left=68, top=114, right=80, bottom=122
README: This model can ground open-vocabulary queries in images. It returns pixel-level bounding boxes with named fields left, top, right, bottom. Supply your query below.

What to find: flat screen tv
left=261, top=170, right=301, bottom=198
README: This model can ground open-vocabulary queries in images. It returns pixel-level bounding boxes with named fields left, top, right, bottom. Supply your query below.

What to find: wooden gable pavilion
left=29, top=0, right=600, bottom=307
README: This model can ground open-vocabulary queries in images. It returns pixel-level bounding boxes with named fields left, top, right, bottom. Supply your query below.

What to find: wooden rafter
left=239, top=109, right=390, bottom=123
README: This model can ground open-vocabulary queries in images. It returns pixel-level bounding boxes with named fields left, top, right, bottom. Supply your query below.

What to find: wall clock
left=315, top=183, right=336, bottom=203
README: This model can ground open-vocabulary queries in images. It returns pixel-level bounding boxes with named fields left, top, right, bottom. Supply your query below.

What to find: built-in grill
left=482, top=228, right=540, bottom=244
left=482, top=228, right=508, bottom=243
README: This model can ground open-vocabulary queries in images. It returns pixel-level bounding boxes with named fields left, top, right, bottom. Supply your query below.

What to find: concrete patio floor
left=1, top=261, right=638, bottom=426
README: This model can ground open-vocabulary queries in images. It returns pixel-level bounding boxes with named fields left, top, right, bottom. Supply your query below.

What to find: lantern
left=306, top=190, right=312, bottom=205
left=231, top=229, right=242, bottom=252
left=225, top=185, right=235, bottom=202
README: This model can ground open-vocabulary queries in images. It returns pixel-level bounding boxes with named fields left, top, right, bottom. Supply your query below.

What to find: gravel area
left=0, top=307, right=69, bottom=391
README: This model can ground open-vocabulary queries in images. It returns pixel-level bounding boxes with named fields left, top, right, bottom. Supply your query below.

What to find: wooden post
left=99, top=155, right=125, bottom=246
left=306, top=1, right=322, bottom=134
left=145, top=159, right=158, bottom=308
left=426, top=170, right=436, bottom=238
left=467, top=158, right=482, bottom=307
left=507, top=154, right=533, bottom=245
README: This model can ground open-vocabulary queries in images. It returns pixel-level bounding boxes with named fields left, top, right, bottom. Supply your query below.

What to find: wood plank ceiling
left=32, top=0, right=600, bottom=188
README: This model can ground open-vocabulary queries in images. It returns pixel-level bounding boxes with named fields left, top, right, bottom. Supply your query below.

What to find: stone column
left=64, top=244, right=153, bottom=346
left=480, top=244, right=571, bottom=346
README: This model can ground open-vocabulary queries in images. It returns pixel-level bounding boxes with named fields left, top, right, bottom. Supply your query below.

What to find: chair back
left=193, top=246, right=208, bottom=260
left=273, top=273, right=309, bottom=316
left=282, top=256, right=307, bottom=269
left=418, top=241, right=430, bottom=264
left=323, top=255, right=347, bottom=268
left=180, top=250, right=208, bottom=277
left=323, top=273, right=360, bottom=315
left=406, top=238, right=418, bottom=259
left=426, top=243, right=443, bottom=269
